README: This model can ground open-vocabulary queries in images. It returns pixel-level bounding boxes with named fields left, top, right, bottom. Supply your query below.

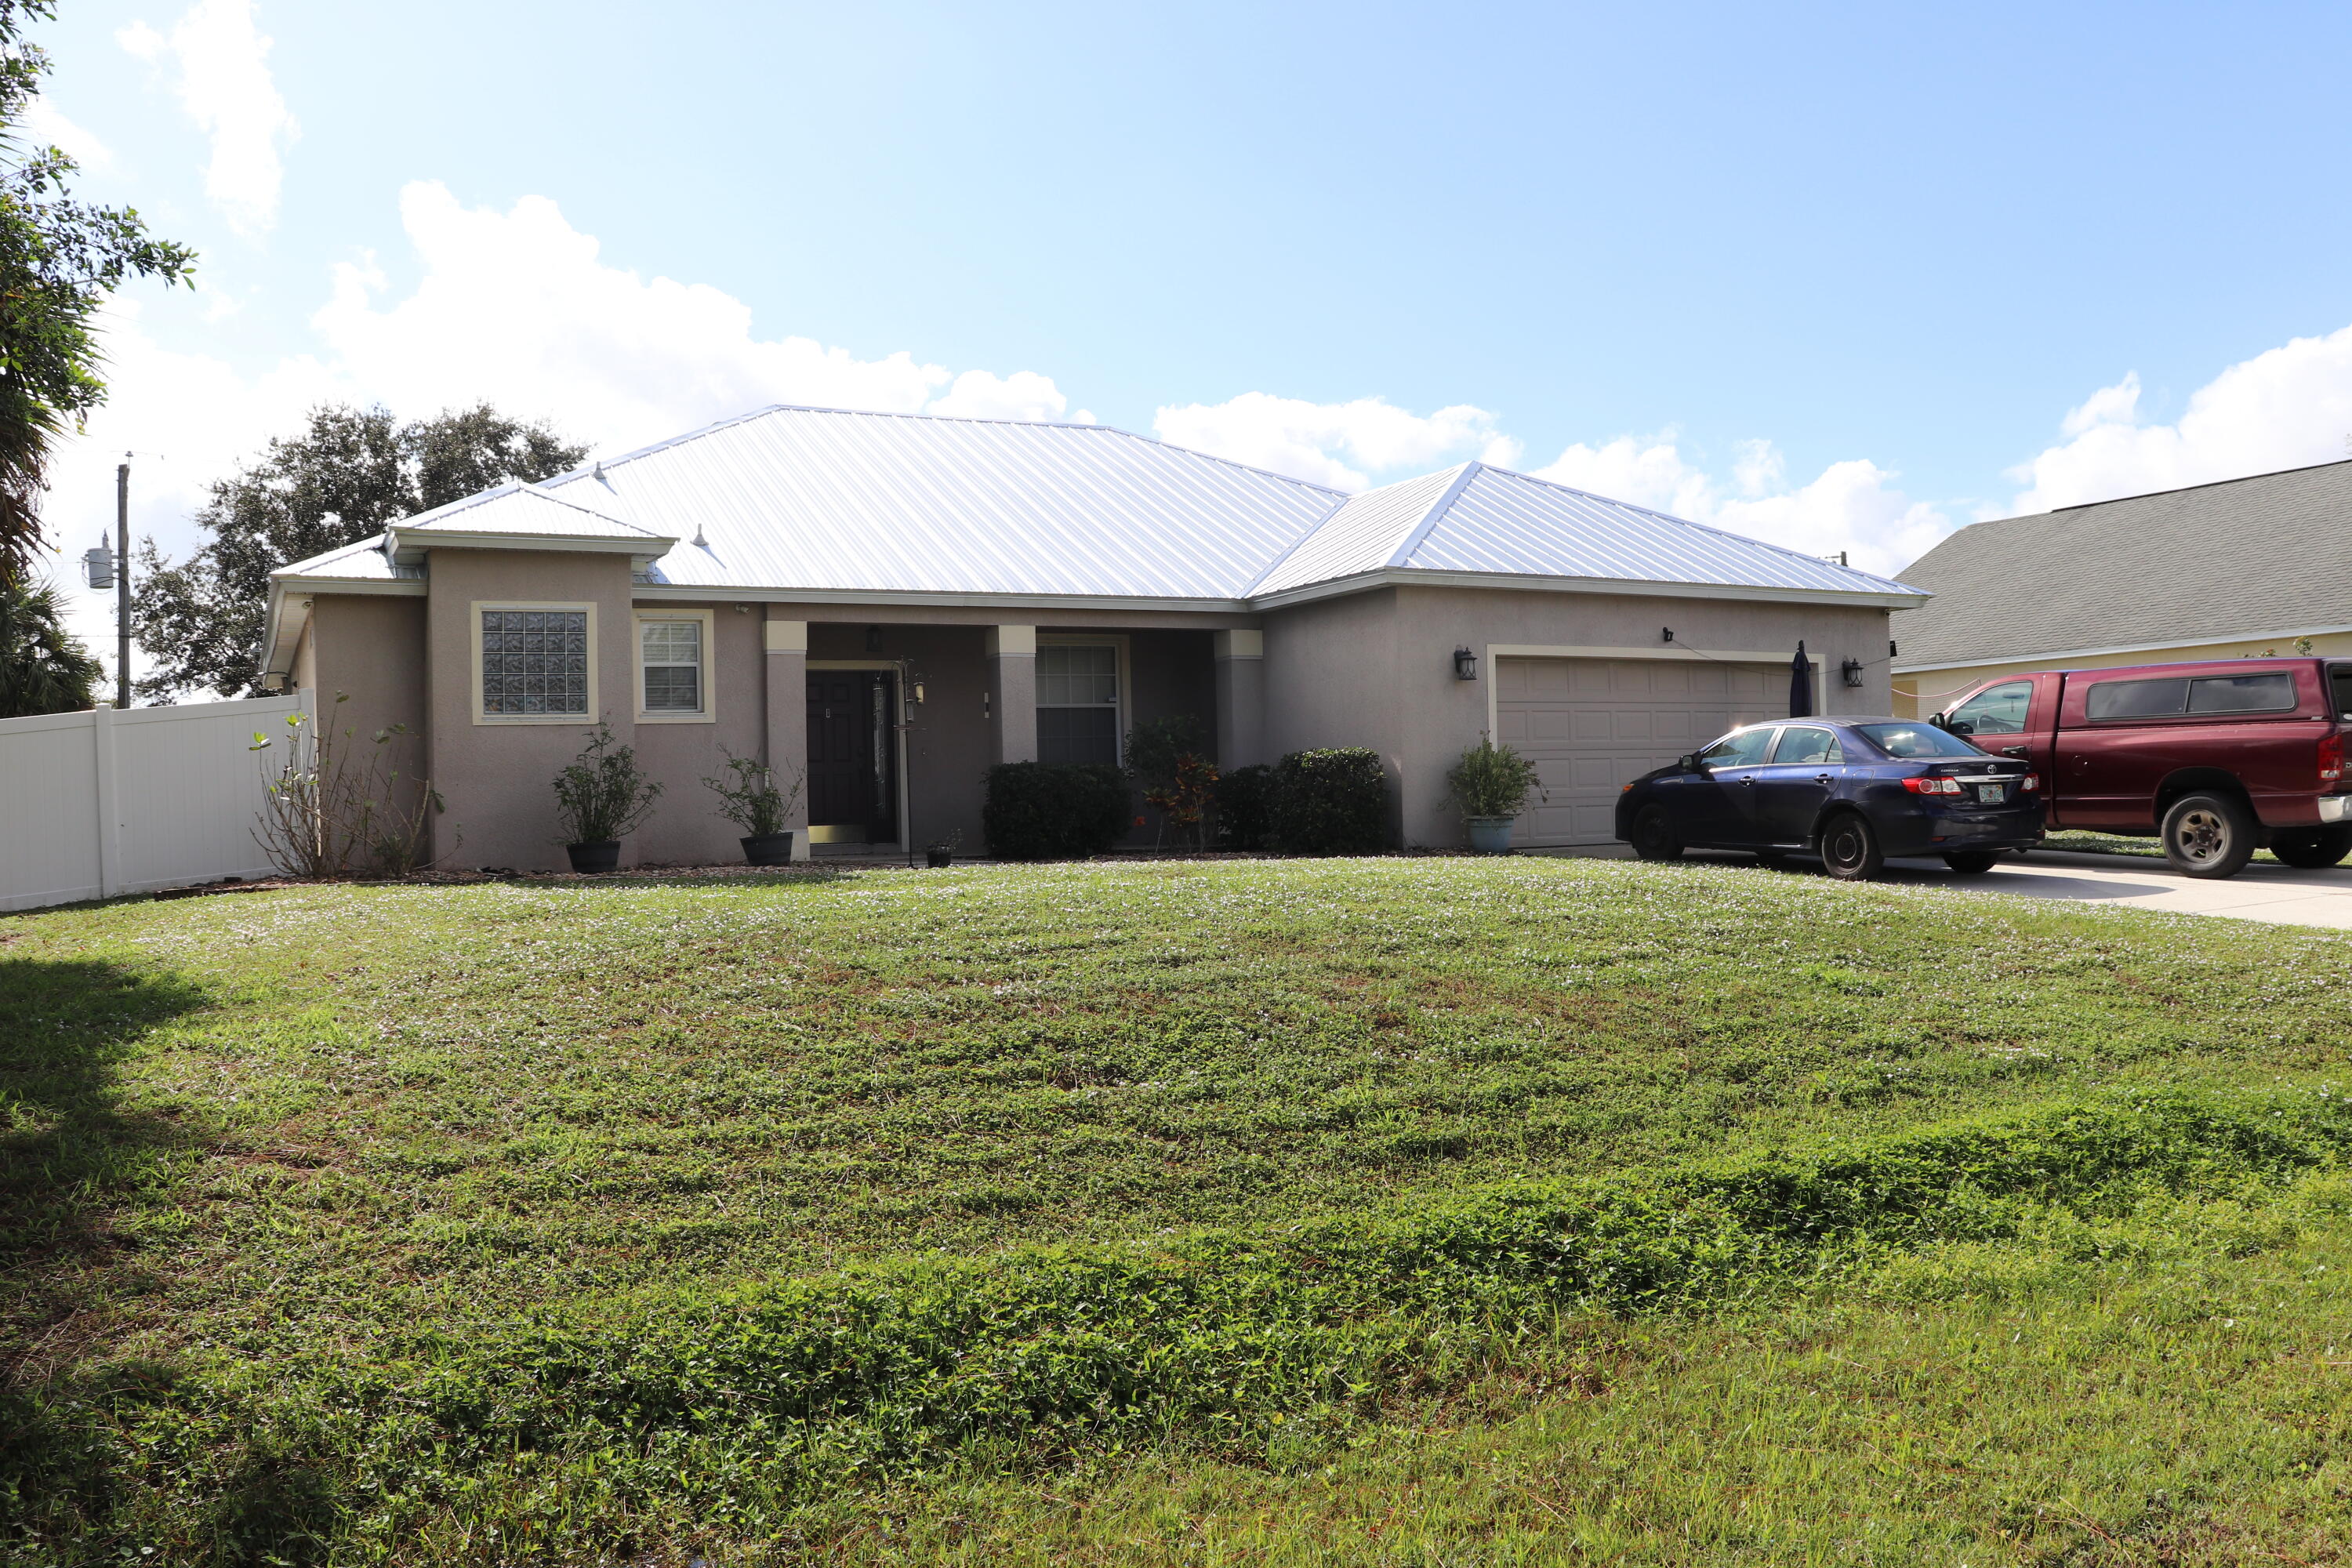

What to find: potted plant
left=703, top=750, right=804, bottom=866
left=924, top=829, right=962, bottom=869
left=553, top=720, right=662, bottom=873
left=1445, top=735, right=1543, bottom=854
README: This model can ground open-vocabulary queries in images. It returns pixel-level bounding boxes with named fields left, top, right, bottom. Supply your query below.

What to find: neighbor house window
left=480, top=608, right=590, bottom=717
left=641, top=618, right=704, bottom=713
left=1036, top=642, right=1120, bottom=765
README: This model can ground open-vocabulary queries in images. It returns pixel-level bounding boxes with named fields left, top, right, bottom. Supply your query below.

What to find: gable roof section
left=1893, top=459, right=2352, bottom=670
left=384, top=481, right=673, bottom=564
left=539, top=405, right=1343, bottom=601
left=1250, top=461, right=1923, bottom=602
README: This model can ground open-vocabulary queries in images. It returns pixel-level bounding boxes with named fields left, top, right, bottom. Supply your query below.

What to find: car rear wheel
left=1943, top=851, right=2001, bottom=875
left=2160, top=792, right=2257, bottom=879
left=1630, top=803, right=1684, bottom=862
left=2269, top=824, right=2352, bottom=869
left=1820, top=812, right=1883, bottom=881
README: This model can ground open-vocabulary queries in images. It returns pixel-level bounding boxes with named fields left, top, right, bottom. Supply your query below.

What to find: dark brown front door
left=806, top=670, right=898, bottom=841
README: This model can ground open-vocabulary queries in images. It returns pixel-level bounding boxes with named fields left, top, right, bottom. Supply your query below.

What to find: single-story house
left=1893, top=459, right=2352, bottom=718
left=263, top=405, right=1926, bottom=867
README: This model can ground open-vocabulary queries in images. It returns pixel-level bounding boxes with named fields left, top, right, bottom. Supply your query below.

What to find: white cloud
left=926, top=368, right=1068, bottom=423
left=118, top=0, right=297, bottom=237
left=2007, top=325, right=2352, bottom=514
left=1151, top=392, right=1514, bottom=489
left=1533, top=434, right=1950, bottom=578
left=22, top=97, right=115, bottom=172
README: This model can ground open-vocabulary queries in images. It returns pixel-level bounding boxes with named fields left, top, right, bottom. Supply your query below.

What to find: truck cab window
left=2330, top=666, right=2352, bottom=720
left=1948, top=680, right=2030, bottom=735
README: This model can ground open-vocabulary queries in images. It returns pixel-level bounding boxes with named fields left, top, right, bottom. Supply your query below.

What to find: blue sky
left=32, top=1, right=2352, bottom=662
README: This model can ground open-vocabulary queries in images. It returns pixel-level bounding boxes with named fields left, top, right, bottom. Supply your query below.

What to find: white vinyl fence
left=0, top=689, right=314, bottom=913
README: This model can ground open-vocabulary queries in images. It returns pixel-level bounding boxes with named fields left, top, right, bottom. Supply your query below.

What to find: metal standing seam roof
left=1893, top=459, right=2352, bottom=669
left=270, top=404, right=1926, bottom=607
left=1250, top=460, right=1926, bottom=601
left=538, top=405, right=1342, bottom=600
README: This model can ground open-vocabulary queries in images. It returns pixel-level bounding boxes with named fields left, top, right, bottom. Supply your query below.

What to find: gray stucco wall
left=307, top=593, right=430, bottom=828
left=627, top=601, right=770, bottom=867
left=423, top=549, right=638, bottom=871
left=1261, top=585, right=1900, bottom=849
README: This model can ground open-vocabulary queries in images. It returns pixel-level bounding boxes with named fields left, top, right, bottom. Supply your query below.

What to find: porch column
left=1214, top=628, right=1266, bottom=768
left=764, top=614, right=811, bottom=859
left=987, top=624, right=1038, bottom=764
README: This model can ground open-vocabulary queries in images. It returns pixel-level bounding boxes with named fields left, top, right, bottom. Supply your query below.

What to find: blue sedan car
left=1613, top=716, right=2044, bottom=880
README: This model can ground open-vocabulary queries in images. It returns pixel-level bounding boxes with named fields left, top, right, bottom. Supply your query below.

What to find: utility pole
left=115, top=457, right=129, bottom=710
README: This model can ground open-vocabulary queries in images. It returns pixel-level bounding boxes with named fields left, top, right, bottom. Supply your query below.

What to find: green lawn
left=5, top=857, right=2352, bottom=1562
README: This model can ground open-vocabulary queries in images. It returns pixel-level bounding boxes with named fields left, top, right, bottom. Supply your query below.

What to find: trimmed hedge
left=982, top=762, right=1130, bottom=861
left=1214, top=764, right=1277, bottom=851
left=1272, top=747, right=1388, bottom=855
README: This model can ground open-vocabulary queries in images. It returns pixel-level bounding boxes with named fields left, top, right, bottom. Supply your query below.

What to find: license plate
left=1978, top=783, right=2007, bottom=804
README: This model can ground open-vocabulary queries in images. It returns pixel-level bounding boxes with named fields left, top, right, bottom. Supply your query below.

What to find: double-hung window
left=479, top=607, right=591, bottom=718
left=636, top=609, right=713, bottom=721
left=1036, top=642, right=1120, bottom=765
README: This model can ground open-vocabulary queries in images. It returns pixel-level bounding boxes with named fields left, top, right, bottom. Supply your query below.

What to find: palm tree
left=0, top=575, right=100, bottom=717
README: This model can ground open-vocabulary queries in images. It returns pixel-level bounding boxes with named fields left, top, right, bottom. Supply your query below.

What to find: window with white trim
left=1036, top=642, right=1120, bottom=766
left=640, top=617, right=705, bottom=713
left=481, top=609, right=589, bottom=716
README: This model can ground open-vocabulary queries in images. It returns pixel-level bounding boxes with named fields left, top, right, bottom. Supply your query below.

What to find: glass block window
left=1036, top=643, right=1120, bottom=766
left=481, top=610, right=589, bottom=715
left=641, top=619, right=703, bottom=713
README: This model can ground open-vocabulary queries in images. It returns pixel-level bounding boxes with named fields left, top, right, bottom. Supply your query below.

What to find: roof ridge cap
left=1383, top=462, right=1482, bottom=569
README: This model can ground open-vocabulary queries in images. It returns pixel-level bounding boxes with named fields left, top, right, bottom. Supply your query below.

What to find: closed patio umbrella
left=1789, top=641, right=1814, bottom=717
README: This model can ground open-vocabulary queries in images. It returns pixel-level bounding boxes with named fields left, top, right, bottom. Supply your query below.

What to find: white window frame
left=634, top=607, right=717, bottom=724
left=1034, top=633, right=1131, bottom=768
left=472, top=600, right=597, bottom=726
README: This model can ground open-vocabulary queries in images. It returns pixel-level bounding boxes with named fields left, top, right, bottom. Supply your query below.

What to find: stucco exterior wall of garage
left=423, top=549, right=639, bottom=871
left=303, top=593, right=432, bottom=828
left=1261, top=585, right=1899, bottom=849
left=1894, top=628, right=2352, bottom=719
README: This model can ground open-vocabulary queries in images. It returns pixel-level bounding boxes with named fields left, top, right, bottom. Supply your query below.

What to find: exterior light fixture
left=1661, top=626, right=1673, bottom=644
left=1889, top=639, right=1898, bottom=659
left=1841, top=658, right=1865, bottom=688
left=1453, top=645, right=1479, bottom=681
left=913, top=680, right=926, bottom=704
left=865, top=625, right=884, bottom=653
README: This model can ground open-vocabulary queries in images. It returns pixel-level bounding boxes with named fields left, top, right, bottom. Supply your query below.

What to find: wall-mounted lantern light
left=865, top=625, right=884, bottom=653
left=1889, top=639, right=1898, bottom=659
left=1453, top=645, right=1479, bottom=681
left=1841, top=657, right=1865, bottom=688
left=1660, top=626, right=1674, bottom=644
left=912, top=680, right=926, bottom=705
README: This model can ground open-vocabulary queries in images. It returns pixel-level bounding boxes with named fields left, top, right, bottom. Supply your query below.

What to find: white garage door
left=1496, top=657, right=1784, bottom=846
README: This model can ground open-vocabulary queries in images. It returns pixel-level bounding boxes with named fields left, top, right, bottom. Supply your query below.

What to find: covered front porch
left=745, top=614, right=1268, bottom=857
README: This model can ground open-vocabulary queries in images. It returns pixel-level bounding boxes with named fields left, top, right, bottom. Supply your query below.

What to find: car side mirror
left=1928, top=711, right=1948, bottom=729
left=1677, top=753, right=1701, bottom=772
left=1947, top=720, right=1974, bottom=737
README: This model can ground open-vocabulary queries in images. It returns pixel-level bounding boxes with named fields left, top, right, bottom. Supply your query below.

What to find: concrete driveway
left=1564, top=843, right=2352, bottom=930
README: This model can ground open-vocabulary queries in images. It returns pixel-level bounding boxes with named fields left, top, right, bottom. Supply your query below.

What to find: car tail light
left=2322, top=731, right=2345, bottom=786
left=2023, top=774, right=2041, bottom=792
left=1903, top=776, right=1964, bottom=796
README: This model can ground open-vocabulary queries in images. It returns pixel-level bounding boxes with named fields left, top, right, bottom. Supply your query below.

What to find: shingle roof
left=273, top=405, right=1923, bottom=607
left=1893, top=459, right=2352, bottom=668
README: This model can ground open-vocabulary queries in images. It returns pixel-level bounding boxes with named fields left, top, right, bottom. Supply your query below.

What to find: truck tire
left=2160, top=792, right=2257, bottom=879
left=1820, top=811, right=1884, bottom=881
left=2269, top=824, right=2352, bottom=869
left=1629, top=803, right=1684, bottom=862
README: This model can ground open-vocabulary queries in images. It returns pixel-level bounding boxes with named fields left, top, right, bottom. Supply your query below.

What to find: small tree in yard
left=250, top=694, right=448, bottom=878
left=554, top=720, right=661, bottom=846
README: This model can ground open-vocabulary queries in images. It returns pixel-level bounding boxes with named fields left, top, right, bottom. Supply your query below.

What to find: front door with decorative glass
left=805, top=670, right=898, bottom=843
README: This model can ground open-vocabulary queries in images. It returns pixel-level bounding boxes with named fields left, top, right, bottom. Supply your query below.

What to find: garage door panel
left=1497, top=657, right=1783, bottom=848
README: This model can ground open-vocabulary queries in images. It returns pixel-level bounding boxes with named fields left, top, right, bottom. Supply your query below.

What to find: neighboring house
left=1893, top=459, right=2352, bottom=718
left=264, top=405, right=1925, bottom=868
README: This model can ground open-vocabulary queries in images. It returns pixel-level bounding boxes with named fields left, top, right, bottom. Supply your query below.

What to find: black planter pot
left=742, top=832, right=796, bottom=866
left=565, top=840, right=621, bottom=874
left=926, top=846, right=953, bottom=868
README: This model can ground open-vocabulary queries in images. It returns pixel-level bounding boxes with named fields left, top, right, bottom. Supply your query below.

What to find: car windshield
left=1857, top=722, right=1984, bottom=759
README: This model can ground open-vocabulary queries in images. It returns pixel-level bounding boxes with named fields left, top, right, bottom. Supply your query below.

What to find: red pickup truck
left=1932, top=656, right=2352, bottom=879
